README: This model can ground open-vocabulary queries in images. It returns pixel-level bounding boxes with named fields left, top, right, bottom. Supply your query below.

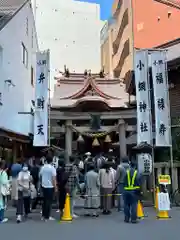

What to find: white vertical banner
left=151, top=50, right=171, bottom=147
left=135, top=50, right=152, bottom=144
left=33, top=50, right=50, bottom=146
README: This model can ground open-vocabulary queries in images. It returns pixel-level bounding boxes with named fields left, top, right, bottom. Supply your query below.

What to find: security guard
left=123, top=161, right=140, bottom=223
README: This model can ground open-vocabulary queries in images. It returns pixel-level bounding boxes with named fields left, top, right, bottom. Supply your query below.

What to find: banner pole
left=147, top=50, right=156, bottom=204
left=164, top=50, right=174, bottom=192
left=47, top=50, right=51, bottom=147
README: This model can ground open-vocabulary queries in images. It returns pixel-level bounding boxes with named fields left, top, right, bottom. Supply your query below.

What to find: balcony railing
left=113, top=39, right=130, bottom=78
left=113, top=9, right=129, bottom=55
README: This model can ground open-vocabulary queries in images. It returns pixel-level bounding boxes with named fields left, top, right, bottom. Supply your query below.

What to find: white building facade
left=0, top=1, right=38, bottom=136
left=32, top=0, right=103, bottom=84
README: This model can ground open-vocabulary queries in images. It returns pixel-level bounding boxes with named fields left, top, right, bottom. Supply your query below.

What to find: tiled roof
left=51, top=75, right=134, bottom=108
left=0, top=0, right=28, bottom=31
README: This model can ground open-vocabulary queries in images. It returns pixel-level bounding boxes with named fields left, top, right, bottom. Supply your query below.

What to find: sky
left=80, top=0, right=114, bottom=20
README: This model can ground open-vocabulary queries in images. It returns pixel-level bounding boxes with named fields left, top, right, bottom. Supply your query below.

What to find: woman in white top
left=99, top=162, right=115, bottom=214
left=16, top=164, right=32, bottom=223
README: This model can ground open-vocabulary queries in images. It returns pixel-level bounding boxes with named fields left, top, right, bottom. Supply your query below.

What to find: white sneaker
left=72, top=214, right=79, bottom=219
left=49, top=217, right=55, bottom=221
left=1, top=218, right=8, bottom=223
left=56, top=210, right=60, bottom=213
left=16, top=215, right=22, bottom=223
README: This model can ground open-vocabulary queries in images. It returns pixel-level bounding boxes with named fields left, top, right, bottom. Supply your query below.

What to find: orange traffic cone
left=61, top=193, right=72, bottom=222
left=157, top=210, right=170, bottom=219
left=154, top=187, right=159, bottom=209
left=137, top=200, right=144, bottom=219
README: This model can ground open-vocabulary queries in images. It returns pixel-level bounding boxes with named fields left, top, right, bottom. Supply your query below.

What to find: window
left=26, top=17, right=28, bottom=35
left=22, top=43, right=28, bottom=68
left=31, top=66, right=34, bottom=86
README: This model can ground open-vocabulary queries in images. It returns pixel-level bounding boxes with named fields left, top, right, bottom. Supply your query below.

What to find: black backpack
left=60, top=166, right=73, bottom=186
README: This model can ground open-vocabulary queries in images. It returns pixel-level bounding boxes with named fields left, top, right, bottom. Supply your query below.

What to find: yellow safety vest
left=124, top=170, right=140, bottom=190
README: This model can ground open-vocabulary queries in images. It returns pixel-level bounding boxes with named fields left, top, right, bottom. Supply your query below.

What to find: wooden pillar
left=118, top=120, right=127, bottom=159
left=12, top=141, right=17, bottom=163
left=165, top=167, right=169, bottom=175
left=172, top=167, right=178, bottom=192
left=65, top=120, right=72, bottom=159
left=157, top=167, right=162, bottom=177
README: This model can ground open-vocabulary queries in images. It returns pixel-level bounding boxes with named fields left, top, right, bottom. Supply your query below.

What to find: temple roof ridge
left=52, top=71, right=131, bottom=109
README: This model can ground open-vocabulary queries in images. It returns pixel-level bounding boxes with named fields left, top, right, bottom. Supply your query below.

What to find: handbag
left=30, top=183, right=37, bottom=199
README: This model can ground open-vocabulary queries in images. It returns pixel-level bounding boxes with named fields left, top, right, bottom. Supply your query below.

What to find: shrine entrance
left=50, top=71, right=137, bottom=159
left=76, top=131, right=119, bottom=156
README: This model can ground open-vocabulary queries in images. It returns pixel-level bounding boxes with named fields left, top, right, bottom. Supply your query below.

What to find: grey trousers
left=102, top=188, right=112, bottom=211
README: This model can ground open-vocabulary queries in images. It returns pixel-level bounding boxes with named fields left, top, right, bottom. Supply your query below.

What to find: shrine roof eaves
left=54, top=75, right=125, bottom=100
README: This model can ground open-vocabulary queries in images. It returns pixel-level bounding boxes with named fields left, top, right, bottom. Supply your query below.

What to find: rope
left=70, top=125, right=118, bottom=138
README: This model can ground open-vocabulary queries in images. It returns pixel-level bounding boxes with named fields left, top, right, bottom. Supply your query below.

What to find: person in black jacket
left=56, top=160, right=67, bottom=217
left=31, top=160, right=40, bottom=210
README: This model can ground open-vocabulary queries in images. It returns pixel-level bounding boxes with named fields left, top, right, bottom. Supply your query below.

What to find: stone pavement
left=0, top=206, right=180, bottom=240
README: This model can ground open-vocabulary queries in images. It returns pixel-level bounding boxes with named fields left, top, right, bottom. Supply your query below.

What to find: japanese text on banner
left=151, top=51, right=171, bottom=147
left=33, top=51, right=49, bottom=147
left=135, top=50, right=152, bottom=144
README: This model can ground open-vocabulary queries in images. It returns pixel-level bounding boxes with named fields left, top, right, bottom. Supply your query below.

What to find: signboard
left=158, top=192, right=170, bottom=211
left=151, top=50, right=171, bottom=147
left=33, top=50, right=50, bottom=146
left=158, top=175, right=171, bottom=185
left=137, top=153, right=152, bottom=175
left=135, top=50, right=152, bottom=144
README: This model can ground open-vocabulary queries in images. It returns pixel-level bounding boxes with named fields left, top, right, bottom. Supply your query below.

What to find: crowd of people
left=0, top=151, right=141, bottom=224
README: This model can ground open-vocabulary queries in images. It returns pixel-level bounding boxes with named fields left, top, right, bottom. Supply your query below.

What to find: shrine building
left=50, top=69, right=137, bottom=158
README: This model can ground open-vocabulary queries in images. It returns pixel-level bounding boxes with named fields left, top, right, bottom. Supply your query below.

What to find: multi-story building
left=100, top=20, right=114, bottom=77
left=32, top=0, right=103, bottom=86
left=0, top=0, right=38, bottom=160
left=101, top=0, right=180, bottom=90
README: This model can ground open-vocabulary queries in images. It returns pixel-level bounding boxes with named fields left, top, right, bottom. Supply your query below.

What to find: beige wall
left=112, top=0, right=133, bottom=80
left=112, top=0, right=180, bottom=81
left=101, top=28, right=113, bottom=76
left=101, top=0, right=133, bottom=81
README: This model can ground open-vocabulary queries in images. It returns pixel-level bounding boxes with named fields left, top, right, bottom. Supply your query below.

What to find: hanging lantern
left=104, top=134, right=111, bottom=143
left=92, top=137, right=100, bottom=146
left=77, top=134, right=84, bottom=142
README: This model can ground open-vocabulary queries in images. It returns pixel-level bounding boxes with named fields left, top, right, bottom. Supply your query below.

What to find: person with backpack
left=31, top=159, right=40, bottom=210
left=56, top=160, right=68, bottom=218
left=115, top=156, right=130, bottom=212
left=64, top=156, right=79, bottom=218
left=11, top=158, right=22, bottom=207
